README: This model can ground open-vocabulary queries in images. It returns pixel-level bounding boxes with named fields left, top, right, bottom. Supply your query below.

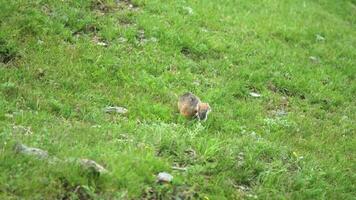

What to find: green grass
left=0, top=0, right=355, bottom=199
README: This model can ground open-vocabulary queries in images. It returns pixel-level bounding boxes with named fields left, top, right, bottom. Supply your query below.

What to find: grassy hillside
left=0, top=0, right=355, bottom=199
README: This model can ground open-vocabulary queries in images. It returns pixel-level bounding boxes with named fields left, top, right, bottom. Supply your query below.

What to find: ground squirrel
left=178, top=92, right=211, bottom=121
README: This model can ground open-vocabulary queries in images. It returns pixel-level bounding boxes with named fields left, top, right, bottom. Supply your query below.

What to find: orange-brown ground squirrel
left=178, top=92, right=211, bottom=121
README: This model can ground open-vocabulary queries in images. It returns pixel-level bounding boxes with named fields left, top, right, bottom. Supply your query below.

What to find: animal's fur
left=178, top=92, right=211, bottom=121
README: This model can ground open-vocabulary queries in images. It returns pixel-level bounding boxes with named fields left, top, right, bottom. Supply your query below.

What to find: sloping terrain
left=0, top=0, right=355, bottom=199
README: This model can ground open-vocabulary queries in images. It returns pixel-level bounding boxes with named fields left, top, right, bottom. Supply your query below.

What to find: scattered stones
left=249, top=92, right=261, bottom=98
left=13, top=143, right=109, bottom=175
left=14, top=143, right=49, bottom=159
left=156, top=172, right=173, bottom=183
left=79, top=158, right=108, bottom=174
left=104, top=106, right=128, bottom=114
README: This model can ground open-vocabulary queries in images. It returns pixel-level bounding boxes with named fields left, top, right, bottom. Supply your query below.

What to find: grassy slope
left=0, top=0, right=355, bottom=199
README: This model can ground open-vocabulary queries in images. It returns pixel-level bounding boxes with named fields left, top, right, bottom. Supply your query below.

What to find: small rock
left=91, top=124, right=102, bottom=128
left=249, top=92, right=261, bottom=98
left=104, top=106, right=128, bottom=114
left=246, top=194, right=258, bottom=199
left=271, top=109, right=288, bottom=117
left=237, top=185, right=250, bottom=192
left=182, top=6, right=194, bottom=15
left=92, top=35, right=108, bottom=47
left=315, top=34, right=325, bottom=42
left=201, top=28, right=209, bottom=33
left=309, top=56, right=319, bottom=63
left=97, top=41, right=108, bottom=46
left=4, top=113, right=14, bottom=118
left=14, top=143, right=49, bottom=159
left=118, top=37, right=128, bottom=43
left=150, top=37, right=158, bottom=43
left=79, top=158, right=108, bottom=174
left=193, top=80, right=200, bottom=86
left=172, top=166, right=188, bottom=171
left=157, top=172, right=173, bottom=183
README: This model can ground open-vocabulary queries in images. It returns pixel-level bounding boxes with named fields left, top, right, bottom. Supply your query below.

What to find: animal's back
left=178, top=92, right=200, bottom=118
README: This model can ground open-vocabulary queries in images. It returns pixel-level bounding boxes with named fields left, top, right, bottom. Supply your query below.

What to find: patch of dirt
left=91, top=0, right=139, bottom=14
left=180, top=46, right=222, bottom=61
left=136, top=29, right=145, bottom=41
left=58, top=177, right=93, bottom=200
left=116, top=0, right=139, bottom=10
left=41, top=4, right=53, bottom=16
left=91, top=0, right=114, bottom=13
left=72, top=24, right=100, bottom=37
left=268, top=82, right=306, bottom=99
left=92, top=35, right=108, bottom=47
left=117, top=16, right=136, bottom=27
left=0, top=39, right=19, bottom=64
left=142, top=185, right=199, bottom=200
left=181, top=46, right=205, bottom=61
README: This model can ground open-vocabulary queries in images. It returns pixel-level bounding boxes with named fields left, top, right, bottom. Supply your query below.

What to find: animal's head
left=197, top=103, right=211, bottom=121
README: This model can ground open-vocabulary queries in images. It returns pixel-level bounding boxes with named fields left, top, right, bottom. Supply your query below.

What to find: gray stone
left=79, top=158, right=108, bottom=174
left=104, top=106, right=128, bottom=114
left=14, top=143, right=49, bottom=159
left=157, top=172, right=173, bottom=183
left=309, top=56, right=319, bottom=63
left=249, top=92, right=261, bottom=98
left=316, top=34, right=325, bottom=42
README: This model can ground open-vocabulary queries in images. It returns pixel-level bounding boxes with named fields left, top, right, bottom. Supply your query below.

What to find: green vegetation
left=0, top=0, right=355, bottom=199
